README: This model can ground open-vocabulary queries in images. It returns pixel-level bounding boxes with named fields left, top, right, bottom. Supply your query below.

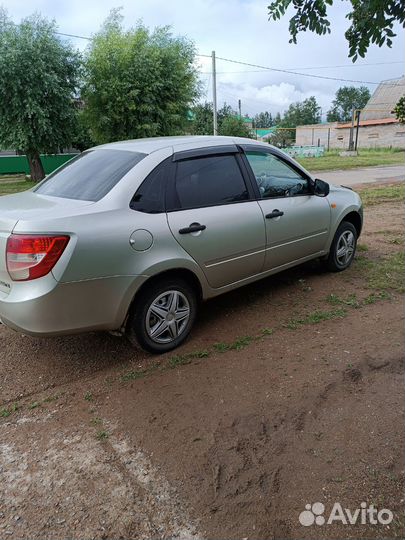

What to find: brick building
left=295, top=76, right=405, bottom=149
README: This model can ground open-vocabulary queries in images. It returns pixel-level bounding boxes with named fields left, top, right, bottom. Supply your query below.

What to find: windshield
left=35, top=149, right=146, bottom=201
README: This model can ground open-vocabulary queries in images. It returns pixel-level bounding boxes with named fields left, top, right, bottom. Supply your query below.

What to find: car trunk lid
left=0, top=191, right=93, bottom=294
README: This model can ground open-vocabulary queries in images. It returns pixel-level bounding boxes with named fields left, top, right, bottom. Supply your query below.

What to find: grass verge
left=359, top=184, right=405, bottom=206
left=0, top=178, right=36, bottom=196
left=297, top=149, right=404, bottom=172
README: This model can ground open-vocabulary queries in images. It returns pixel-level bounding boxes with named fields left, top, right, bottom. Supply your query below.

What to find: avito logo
left=299, top=501, right=393, bottom=527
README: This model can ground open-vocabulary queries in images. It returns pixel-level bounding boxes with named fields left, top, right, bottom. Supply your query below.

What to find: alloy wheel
left=146, top=290, right=191, bottom=344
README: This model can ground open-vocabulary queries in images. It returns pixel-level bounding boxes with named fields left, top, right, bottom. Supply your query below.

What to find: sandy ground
left=0, top=186, right=404, bottom=540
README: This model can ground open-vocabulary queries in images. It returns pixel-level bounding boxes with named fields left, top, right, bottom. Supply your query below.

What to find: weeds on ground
left=0, top=403, right=19, bottom=418
left=360, top=184, right=405, bottom=206
left=327, top=293, right=361, bottom=308
left=285, top=308, right=347, bottom=329
left=213, top=336, right=253, bottom=352
left=96, top=430, right=109, bottom=441
left=367, top=252, right=405, bottom=292
left=28, top=402, right=39, bottom=410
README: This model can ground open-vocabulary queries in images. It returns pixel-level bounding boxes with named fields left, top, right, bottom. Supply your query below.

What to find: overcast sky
left=3, top=0, right=405, bottom=118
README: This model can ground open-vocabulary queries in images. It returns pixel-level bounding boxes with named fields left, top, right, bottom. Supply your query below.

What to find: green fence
left=0, top=154, right=78, bottom=175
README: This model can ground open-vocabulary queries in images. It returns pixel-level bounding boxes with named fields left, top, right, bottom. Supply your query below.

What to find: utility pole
left=348, top=106, right=355, bottom=151
left=212, top=50, right=218, bottom=136
left=238, top=99, right=242, bottom=118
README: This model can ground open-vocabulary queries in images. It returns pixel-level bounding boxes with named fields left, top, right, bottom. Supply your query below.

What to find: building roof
left=254, top=128, right=277, bottom=137
left=362, top=76, right=405, bottom=121
left=336, top=117, right=399, bottom=129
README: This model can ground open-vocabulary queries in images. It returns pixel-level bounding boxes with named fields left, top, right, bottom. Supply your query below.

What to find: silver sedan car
left=0, top=136, right=363, bottom=352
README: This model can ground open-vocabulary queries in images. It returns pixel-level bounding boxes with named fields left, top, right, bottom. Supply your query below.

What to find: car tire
left=325, top=221, right=357, bottom=272
left=126, top=278, right=198, bottom=353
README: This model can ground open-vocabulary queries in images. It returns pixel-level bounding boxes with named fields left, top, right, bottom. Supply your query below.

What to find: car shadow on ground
left=0, top=259, right=325, bottom=401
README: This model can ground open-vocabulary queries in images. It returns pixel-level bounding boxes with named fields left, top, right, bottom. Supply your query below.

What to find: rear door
left=166, top=148, right=266, bottom=288
left=242, top=148, right=331, bottom=271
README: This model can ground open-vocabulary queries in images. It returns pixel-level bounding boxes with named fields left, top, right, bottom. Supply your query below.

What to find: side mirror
left=314, top=178, right=330, bottom=197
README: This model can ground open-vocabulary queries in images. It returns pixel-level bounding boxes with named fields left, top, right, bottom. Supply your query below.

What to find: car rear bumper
left=0, top=274, right=147, bottom=336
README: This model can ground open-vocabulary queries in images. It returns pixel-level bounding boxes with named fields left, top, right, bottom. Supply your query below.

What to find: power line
left=196, top=53, right=404, bottom=86
left=200, top=60, right=404, bottom=74
left=54, top=31, right=404, bottom=86
left=55, top=31, right=92, bottom=40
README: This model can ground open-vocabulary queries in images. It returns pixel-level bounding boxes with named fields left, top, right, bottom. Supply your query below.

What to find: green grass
left=0, top=403, right=19, bottom=418
left=169, top=349, right=210, bottom=368
left=285, top=308, right=347, bottom=329
left=367, top=252, right=405, bottom=292
left=296, top=149, right=404, bottom=172
left=213, top=336, right=254, bottom=353
left=120, top=369, right=149, bottom=382
left=96, top=430, right=109, bottom=441
left=363, top=291, right=391, bottom=304
left=261, top=327, right=274, bottom=336
left=0, top=175, right=36, bottom=196
left=326, top=293, right=361, bottom=308
left=28, top=401, right=40, bottom=410
left=359, top=184, right=405, bottom=206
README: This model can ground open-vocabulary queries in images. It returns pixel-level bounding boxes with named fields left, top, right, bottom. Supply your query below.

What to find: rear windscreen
left=35, top=149, right=146, bottom=201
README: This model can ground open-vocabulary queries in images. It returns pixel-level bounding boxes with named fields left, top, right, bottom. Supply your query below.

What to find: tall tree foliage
left=327, top=86, right=371, bottom=122
left=253, top=111, right=273, bottom=128
left=190, top=102, right=252, bottom=137
left=280, top=96, right=321, bottom=127
left=394, top=96, right=405, bottom=124
left=0, top=11, right=81, bottom=180
left=219, top=116, right=251, bottom=137
left=267, top=0, right=404, bottom=61
left=83, top=10, right=200, bottom=143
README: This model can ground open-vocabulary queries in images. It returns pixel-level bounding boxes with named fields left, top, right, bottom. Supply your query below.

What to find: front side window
left=35, top=149, right=146, bottom=202
left=245, top=151, right=310, bottom=198
left=169, top=154, right=249, bottom=211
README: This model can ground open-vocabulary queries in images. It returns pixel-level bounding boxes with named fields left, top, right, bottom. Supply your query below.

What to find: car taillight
left=6, top=234, right=70, bottom=281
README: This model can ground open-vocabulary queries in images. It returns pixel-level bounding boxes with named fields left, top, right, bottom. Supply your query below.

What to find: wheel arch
left=125, top=267, right=203, bottom=324
left=341, top=210, right=362, bottom=237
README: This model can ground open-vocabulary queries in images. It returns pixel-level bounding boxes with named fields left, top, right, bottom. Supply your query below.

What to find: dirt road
left=315, top=164, right=405, bottom=186
left=1, top=187, right=404, bottom=539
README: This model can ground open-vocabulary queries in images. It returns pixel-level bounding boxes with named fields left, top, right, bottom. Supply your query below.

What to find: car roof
left=94, top=135, right=271, bottom=154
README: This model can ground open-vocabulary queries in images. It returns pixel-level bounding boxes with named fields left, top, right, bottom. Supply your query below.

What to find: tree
left=71, top=110, right=95, bottom=152
left=0, top=11, right=81, bottom=180
left=267, top=0, right=404, bottom=61
left=190, top=101, right=252, bottom=136
left=394, top=96, right=405, bottom=124
left=190, top=102, right=214, bottom=135
left=327, top=86, right=371, bottom=122
left=219, top=116, right=251, bottom=137
left=281, top=97, right=321, bottom=127
left=267, top=128, right=295, bottom=148
left=83, top=10, right=199, bottom=143
left=254, top=111, right=273, bottom=128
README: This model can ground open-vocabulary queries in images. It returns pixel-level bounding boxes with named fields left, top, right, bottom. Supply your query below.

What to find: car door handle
left=179, top=223, right=207, bottom=234
left=266, top=209, right=284, bottom=219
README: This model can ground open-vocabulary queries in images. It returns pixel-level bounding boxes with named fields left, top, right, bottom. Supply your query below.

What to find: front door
left=243, top=150, right=331, bottom=270
left=166, top=152, right=266, bottom=288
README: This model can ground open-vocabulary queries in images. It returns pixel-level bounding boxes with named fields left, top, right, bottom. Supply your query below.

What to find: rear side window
left=168, top=154, right=249, bottom=211
left=35, top=149, right=146, bottom=201
left=130, top=159, right=169, bottom=213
